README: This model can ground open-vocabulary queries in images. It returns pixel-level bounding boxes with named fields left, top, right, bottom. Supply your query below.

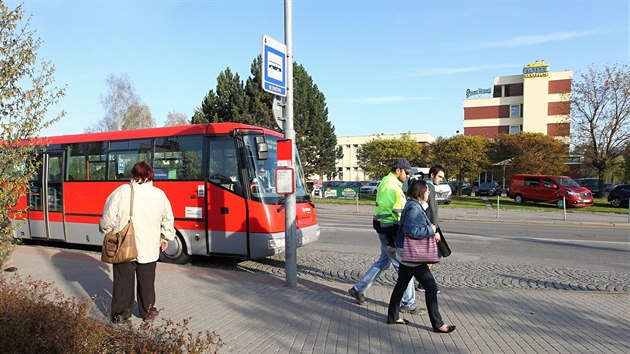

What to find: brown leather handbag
left=101, top=184, right=138, bottom=264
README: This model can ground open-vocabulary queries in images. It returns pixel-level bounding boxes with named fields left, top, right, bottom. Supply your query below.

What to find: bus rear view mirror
left=256, top=136, right=268, bottom=160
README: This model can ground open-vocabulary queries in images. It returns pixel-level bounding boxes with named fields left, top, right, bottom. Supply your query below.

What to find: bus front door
left=27, top=152, right=66, bottom=241
left=205, top=138, right=248, bottom=257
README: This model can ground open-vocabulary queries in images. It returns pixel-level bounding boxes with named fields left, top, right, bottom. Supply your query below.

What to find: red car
left=508, top=174, right=593, bottom=208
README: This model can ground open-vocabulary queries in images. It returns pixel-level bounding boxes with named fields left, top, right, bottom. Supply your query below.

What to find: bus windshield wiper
left=277, top=196, right=286, bottom=213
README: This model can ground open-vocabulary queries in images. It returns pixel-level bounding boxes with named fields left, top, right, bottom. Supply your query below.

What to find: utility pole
left=283, top=0, right=297, bottom=288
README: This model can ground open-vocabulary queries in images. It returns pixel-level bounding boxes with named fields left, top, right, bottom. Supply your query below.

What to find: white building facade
left=333, top=133, right=434, bottom=182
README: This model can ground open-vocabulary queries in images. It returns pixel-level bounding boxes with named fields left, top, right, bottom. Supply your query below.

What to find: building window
left=510, top=104, right=521, bottom=118
left=493, top=85, right=502, bottom=98
left=509, top=125, right=521, bottom=134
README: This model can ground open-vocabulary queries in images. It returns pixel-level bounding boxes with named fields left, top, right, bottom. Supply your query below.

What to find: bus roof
left=28, top=123, right=283, bottom=145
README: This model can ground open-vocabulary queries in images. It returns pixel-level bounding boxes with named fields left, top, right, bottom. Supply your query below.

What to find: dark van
left=507, top=174, right=593, bottom=208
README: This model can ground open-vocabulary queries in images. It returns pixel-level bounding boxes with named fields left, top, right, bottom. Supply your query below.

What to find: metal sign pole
left=283, top=0, right=297, bottom=289
left=497, top=194, right=500, bottom=219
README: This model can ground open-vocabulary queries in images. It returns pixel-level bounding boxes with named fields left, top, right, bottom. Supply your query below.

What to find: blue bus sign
left=262, top=35, right=287, bottom=97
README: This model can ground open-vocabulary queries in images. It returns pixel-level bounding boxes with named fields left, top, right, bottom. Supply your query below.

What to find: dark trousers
left=112, top=261, right=157, bottom=320
left=387, top=263, right=444, bottom=330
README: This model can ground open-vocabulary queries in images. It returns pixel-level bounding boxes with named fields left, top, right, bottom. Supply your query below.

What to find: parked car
left=461, top=184, right=473, bottom=196
left=604, top=182, right=614, bottom=193
left=507, top=174, right=593, bottom=208
left=448, top=181, right=472, bottom=196
left=361, top=181, right=380, bottom=194
left=575, top=178, right=603, bottom=195
left=607, top=184, right=630, bottom=207
left=476, top=182, right=502, bottom=196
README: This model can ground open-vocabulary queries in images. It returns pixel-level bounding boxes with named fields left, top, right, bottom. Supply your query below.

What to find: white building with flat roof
left=333, top=133, right=434, bottom=181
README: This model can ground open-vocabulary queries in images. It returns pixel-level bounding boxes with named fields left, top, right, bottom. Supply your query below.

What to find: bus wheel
left=514, top=194, right=523, bottom=204
left=159, top=234, right=192, bottom=264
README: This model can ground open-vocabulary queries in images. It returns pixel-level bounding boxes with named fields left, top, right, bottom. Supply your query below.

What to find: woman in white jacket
left=100, top=161, right=175, bottom=324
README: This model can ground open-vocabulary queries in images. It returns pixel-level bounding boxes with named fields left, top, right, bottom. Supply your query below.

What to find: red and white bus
left=10, top=123, right=319, bottom=263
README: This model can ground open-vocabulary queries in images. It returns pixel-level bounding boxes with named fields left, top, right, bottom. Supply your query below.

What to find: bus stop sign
left=261, top=35, right=287, bottom=97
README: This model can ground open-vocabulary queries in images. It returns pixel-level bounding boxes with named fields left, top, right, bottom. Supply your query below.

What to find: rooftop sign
left=466, top=87, right=491, bottom=98
left=523, top=60, right=549, bottom=78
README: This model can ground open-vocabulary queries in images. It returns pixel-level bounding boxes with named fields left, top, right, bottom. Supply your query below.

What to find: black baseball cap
left=392, top=158, right=412, bottom=173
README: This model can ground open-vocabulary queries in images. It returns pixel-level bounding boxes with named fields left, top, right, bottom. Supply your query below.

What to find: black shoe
left=347, top=287, right=365, bottom=305
left=2, top=267, right=17, bottom=273
left=143, top=307, right=159, bottom=322
left=434, top=325, right=456, bottom=333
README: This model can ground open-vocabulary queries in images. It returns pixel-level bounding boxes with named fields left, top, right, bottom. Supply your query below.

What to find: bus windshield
left=243, top=134, right=310, bottom=205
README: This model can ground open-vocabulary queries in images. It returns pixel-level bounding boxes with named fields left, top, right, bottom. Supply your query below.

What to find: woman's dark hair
left=131, top=161, right=154, bottom=183
left=407, top=178, right=428, bottom=200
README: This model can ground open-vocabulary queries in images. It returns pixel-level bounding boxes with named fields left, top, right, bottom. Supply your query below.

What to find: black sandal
left=387, top=318, right=409, bottom=325
left=434, top=325, right=456, bottom=333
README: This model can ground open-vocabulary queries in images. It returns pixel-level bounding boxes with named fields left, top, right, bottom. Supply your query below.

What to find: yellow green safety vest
left=373, top=172, right=405, bottom=227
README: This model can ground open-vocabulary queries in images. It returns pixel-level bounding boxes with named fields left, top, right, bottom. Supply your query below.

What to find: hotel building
left=463, top=61, right=572, bottom=144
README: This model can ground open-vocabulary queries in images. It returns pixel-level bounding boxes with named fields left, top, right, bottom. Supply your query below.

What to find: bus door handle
left=221, top=207, right=229, bottom=214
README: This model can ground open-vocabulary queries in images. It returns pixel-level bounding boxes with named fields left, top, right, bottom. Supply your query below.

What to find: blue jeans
left=353, top=232, right=415, bottom=307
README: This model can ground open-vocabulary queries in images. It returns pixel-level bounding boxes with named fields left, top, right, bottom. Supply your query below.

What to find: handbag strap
left=128, top=183, right=134, bottom=222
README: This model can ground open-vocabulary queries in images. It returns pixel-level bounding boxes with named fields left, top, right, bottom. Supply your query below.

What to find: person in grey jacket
left=100, top=161, right=175, bottom=324
left=426, top=164, right=445, bottom=228
left=387, top=179, right=456, bottom=333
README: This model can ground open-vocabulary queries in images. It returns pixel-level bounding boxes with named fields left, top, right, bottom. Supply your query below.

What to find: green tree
left=243, top=57, right=340, bottom=177
left=571, top=64, right=630, bottom=197
left=244, top=56, right=276, bottom=130
left=192, top=68, right=250, bottom=124
left=193, top=58, right=340, bottom=178
left=489, top=132, right=568, bottom=179
left=426, top=135, right=490, bottom=194
left=1, top=3, right=66, bottom=268
left=357, top=135, right=424, bottom=180
left=87, top=74, right=155, bottom=132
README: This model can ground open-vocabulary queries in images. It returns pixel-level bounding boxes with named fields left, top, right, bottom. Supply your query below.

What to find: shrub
left=0, top=274, right=223, bottom=353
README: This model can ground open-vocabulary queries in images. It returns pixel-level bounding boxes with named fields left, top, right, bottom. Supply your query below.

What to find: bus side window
left=154, top=136, right=202, bottom=180
left=107, top=139, right=151, bottom=181
left=208, top=139, right=242, bottom=195
left=67, top=142, right=107, bottom=181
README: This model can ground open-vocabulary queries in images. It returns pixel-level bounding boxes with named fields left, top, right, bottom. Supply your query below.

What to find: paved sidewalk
left=6, top=246, right=630, bottom=353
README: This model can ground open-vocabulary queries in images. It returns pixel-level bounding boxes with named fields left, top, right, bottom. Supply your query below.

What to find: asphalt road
left=231, top=211, right=630, bottom=292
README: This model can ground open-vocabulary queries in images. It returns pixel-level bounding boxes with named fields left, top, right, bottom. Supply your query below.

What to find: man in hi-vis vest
left=347, top=158, right=421, bottom=315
